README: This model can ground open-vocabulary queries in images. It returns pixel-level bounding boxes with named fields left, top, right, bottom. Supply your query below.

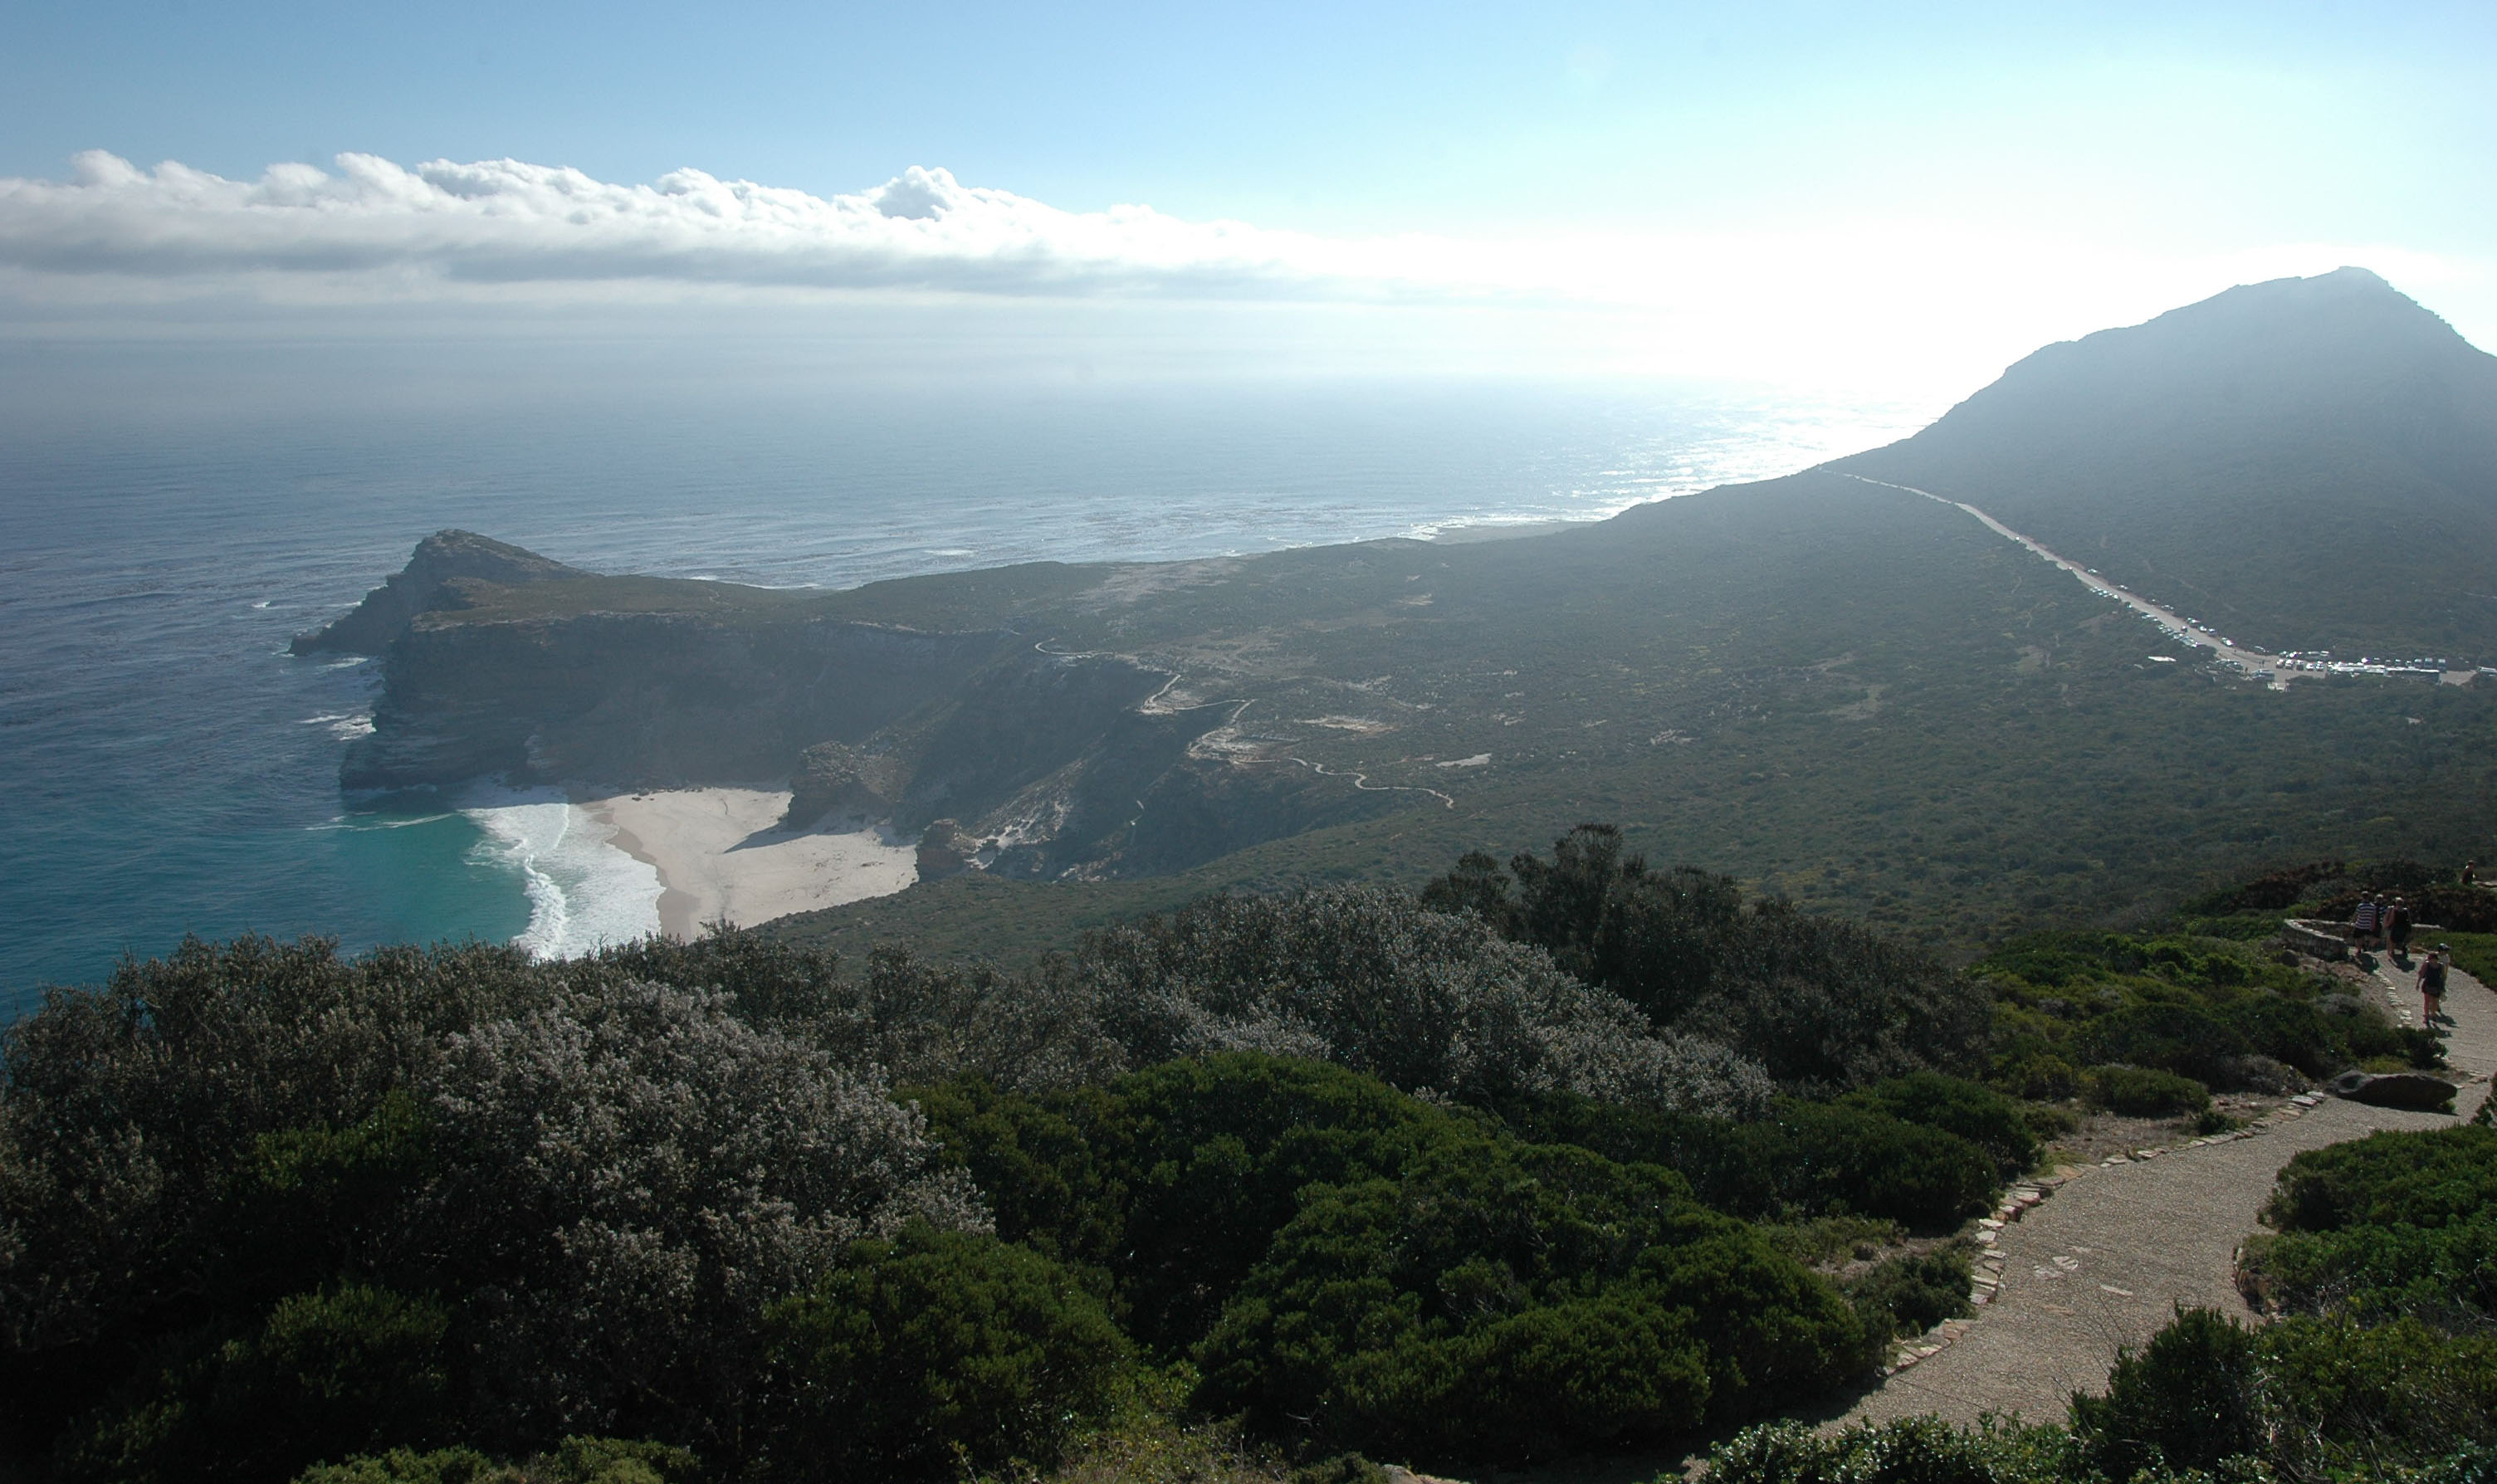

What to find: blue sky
left=2, top=1, right=2492, bottom=388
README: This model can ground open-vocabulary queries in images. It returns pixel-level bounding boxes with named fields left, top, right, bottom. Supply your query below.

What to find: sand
left=581, top=787, right=918, bottom=939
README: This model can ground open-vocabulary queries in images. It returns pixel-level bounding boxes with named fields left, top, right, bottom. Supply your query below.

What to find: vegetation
left=5, top=846, right=2487, bottom=1482
left=1977, top=927, right=2441, bottom=1096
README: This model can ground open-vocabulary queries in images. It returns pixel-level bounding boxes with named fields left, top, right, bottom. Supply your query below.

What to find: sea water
left=0, top=340, right=1932, bottom=1013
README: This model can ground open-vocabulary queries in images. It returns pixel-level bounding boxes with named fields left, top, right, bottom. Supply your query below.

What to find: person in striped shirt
left=2351, top=893, right=2382, bottom=954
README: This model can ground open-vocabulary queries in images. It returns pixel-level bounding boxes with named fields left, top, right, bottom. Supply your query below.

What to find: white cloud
left=2, top=150, right=2488, bottom=393
left=0, top=151, right=1377, bottom=299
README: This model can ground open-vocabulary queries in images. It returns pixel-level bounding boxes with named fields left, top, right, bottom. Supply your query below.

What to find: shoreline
left=579, top=787, right=919, bottom=939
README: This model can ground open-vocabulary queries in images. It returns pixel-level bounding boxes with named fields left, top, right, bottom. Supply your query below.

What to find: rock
left=784, top=740, right=911, bottom=829
left=2326, top=1071, right=2457, bottom=1111
left=916, top=818, right=980, bottom=882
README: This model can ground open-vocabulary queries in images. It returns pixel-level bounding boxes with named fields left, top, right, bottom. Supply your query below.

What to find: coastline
left=580, top=787, right=919, bottom=939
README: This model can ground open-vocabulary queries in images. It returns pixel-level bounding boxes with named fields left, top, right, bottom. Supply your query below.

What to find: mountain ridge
left=1834, top=266, right=2497, bottom=658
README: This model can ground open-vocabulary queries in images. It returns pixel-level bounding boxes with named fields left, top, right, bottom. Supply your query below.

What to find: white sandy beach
left=581, top=788, right=918, bottom=939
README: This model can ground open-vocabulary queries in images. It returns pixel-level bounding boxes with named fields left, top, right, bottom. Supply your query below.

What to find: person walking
left=2420, top=945, right=2449, bottom=1026
left=2352, top=893, right=2382, bottom=955
left=2386, top=896, right=2416, bottom=962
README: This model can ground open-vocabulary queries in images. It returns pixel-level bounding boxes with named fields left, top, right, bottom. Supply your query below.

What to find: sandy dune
left=583, top=788, right=917, bottom=939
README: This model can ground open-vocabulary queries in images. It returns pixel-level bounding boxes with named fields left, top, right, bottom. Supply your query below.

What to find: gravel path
left=1845, top=958, right=2495, bottom=1429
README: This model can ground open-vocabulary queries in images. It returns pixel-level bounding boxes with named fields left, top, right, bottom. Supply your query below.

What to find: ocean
left=0, top=344, right=1930, bottom=1016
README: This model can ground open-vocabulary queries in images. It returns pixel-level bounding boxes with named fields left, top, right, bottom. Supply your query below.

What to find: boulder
left=2325, top=1071, right=2456, bottom=1112
left=916, top=818, right=979, bottom=882
left=784, top=740, right=911, bottom=829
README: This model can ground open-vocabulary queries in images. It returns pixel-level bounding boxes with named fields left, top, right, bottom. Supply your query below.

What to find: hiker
left=2421, top=946, right=2449, bottom=1025
left=2465, top=861, right=2480, bottom=888
left=2386, top=896, right=2416, bottom=960
left=2352, top=892, right=2382, bottom=953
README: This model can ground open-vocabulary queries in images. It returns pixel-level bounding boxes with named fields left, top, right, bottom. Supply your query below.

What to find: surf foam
left=460, top=787, right=662, bottom=958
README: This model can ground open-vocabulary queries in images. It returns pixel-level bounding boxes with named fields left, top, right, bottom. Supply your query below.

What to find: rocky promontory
left=310, top=535, right=1410, bottom=881
left=292, top=530, right=587, bottom=655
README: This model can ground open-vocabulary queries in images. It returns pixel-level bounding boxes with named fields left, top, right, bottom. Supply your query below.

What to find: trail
left=1836, top=472, right=2304, bottom=689
left=1842, top=958, right=2495, bottom=1429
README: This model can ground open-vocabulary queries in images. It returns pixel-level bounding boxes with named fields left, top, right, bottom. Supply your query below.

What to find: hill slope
left=1838, top=267, right=2497, bottom=660
left=320, top=272, right=2497, bottom=953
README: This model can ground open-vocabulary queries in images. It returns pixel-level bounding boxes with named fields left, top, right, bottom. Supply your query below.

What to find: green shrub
left=2069, top=1307, right=2264, bottom=1480
left=2265, top=1126, right=2497, bottom=1234
left=1760, top=1215, right=1902, bottom=1268
left=2081, top=1003, right=2245, bottom=1086
left=909, top=1076, right=1127, bottom=1301
left=2245, top=1216, right=2497, bottom=1325
left=763, top=1224, right=1131, bottom=1482
left=1706, top=1415, right=2084, bottom=1483
left=1191, top=1137, right=1869, bottom=1461
left=2086, top=1066, right=2210, bottom=1118
left=1845, top=1250, right=1973, bottom=1342
left=1424, top=827, right=1991, bottom=1094
left=2256, top=1316, right=2497, bottom=1478
left=59, top=1285, right=455, bottom=1484
left=1498, top=1093, right=1995, bottom=1232
left=1991, top=1051, right=2084, bottom=1103
left=293, top=1438, right=701, bottom=1484
left=1090, top=1055, right=1455, bottom=1351
left=1843, top=1072, right=2040, bottom=1174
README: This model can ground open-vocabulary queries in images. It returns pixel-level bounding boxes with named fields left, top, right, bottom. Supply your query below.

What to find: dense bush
left=916, top=1056, right=1468, bottom=1353
left=1192, top=1138, right=1871, bottom=1460
left=2085, top=1065, right=2211, bottom=1118
left=761, top=1224, right=1129, bottom=1482
left=293, top=1437, right=701, bottom=1484
left=0, top=943, right=985, bottom=1481
left=2265, top=1126, right=2497, bottom=1233
left=1841, top=1072, right=2039, bottom=1175
left=1844, top=1249, right=1973, bottom=1342
left=1423, top=827, right=1992, bottom=1093
left=2246, top=1127, right=2497, bottom=1331
left=1068, top=886, right=1772, bottom=1115
left=2245, top=1218, right=2497, bottom=1325
left=2075, top=1309, right=2497, bottom=1482
left=918, top=1056, right=1891, bottom=1462
left=1498, top=1092, right=1996, bottom=1232
left=1981, top=930, right=2441, bottom=1092
left=1707, top=1416, right=2084, bottom=1484
left=2069, top=1306, right=2265, bottom=1479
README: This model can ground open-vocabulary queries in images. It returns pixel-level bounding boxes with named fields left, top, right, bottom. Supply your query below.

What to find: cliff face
left=293, top=530, right=587, bottom=656
left=344, top=613, right=1011, bottom=790
left=331, top=535, right=1449, bottom=882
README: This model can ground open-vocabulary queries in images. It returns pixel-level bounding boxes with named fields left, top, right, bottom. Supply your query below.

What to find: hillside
left=1839, top=267, right=2497, bottom=660
left=315, top=271, right=2497, bottom=953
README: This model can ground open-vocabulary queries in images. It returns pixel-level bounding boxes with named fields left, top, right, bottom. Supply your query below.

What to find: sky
left=2, top=0, right=2493, bottom=393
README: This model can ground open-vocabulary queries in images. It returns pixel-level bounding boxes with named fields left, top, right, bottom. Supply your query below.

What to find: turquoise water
left=0, top=339, right=1929, bottom=1014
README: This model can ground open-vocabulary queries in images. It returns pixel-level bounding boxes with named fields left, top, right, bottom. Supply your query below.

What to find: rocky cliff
left=344, top=608, right=1010, bottom=790
left=330, top=535, right=1407, bottom=881
left=293, top=530, right=587, bottom=655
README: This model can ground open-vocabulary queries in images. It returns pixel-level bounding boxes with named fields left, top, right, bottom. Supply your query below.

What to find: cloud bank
left=0, top=151, right=1413, bottom=300
left=3, top=151, right=2482, bottom=392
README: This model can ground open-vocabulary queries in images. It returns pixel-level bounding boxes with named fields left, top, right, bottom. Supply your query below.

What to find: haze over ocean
left=0, top=344, right=1928, bottom=1014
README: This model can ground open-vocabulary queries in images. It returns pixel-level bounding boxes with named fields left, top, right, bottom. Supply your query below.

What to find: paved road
left=1834, top=472, right=2314, bottom=688
left=1846, top=958, right=2495, bottom=1428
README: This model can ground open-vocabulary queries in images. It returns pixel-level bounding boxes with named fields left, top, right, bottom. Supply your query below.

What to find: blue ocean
left=0, top=339, right=1928, bottom=1015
